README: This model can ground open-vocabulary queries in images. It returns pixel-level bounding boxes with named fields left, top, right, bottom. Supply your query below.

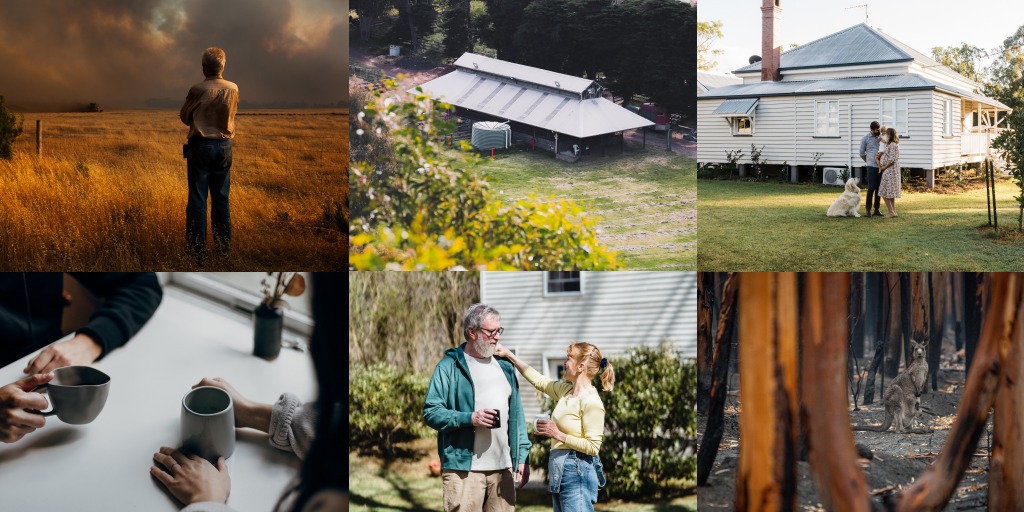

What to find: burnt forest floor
left=697, top=345, right=991, bottom=511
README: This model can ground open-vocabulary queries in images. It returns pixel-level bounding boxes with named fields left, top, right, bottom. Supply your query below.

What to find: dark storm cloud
left=0, top=0, right=347, bottom=110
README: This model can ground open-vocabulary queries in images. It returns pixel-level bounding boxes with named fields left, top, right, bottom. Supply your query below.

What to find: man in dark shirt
left=180, top=47, right=239, bottom=264
left=0, top=273, right=162, bottom=443
left=859, top=121, right=883, bottom=217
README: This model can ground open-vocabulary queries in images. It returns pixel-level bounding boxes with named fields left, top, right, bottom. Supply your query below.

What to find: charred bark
left=698, top=272, right=715, bottom=416
left=927, top=273, right=946, bottom=392
left=989, top=281, right=1024, bottom=509
left=696, top=274, right=738, bottom=486
left=736, top=273, right=798, bottom=512
left=800, top=273, right=871, bottom=512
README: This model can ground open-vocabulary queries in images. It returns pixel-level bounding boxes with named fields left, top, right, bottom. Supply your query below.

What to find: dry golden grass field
left=1, top=109, right=346, bottom=270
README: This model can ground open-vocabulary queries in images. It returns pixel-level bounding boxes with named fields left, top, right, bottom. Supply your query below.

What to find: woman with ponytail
left=494, top=342, right=613, bottom=512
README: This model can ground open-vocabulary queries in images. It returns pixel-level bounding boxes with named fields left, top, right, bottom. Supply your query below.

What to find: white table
left=0, top=287, right=316, bottom=511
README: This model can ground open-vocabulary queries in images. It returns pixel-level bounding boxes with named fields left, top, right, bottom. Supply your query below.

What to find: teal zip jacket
left=423, top=343, right=532, bottom=471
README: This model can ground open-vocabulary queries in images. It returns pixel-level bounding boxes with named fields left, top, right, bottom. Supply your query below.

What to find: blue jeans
left=185, top=137, right=232, bottom=260
left=549, top=450, right=605, bottom=512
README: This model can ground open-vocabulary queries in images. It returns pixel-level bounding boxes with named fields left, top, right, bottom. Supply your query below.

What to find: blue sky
left=698, top=0, right=1024, bottom=74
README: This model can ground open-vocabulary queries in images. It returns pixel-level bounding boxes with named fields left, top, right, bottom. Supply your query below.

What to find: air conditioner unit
left=822, top=167, right=847, bottom=186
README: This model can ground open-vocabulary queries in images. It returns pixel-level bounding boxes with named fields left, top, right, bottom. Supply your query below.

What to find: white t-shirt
left=464, top=354, right=512, bottom=471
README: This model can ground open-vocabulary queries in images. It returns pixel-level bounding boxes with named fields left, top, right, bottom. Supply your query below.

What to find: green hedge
left=349, top=363, right=431, bottom=455
left=528, top=342, right=697, bottom=500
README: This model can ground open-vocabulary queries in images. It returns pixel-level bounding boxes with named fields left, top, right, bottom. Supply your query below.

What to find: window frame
left=814, top=99, right=841, bottom=137
left=730, top=116, right=753, bottom=136
left=168, top=273, right=314, bottom=335
left=542, top=271, right=584, bottom=298
left=879, top=97, right=909, bottom=137
left=542, top=351, right=567, bottom=380
left=942, top=98, right=953, bottom=137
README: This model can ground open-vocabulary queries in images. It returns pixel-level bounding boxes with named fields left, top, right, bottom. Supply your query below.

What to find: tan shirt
left=523, top=366, right=606, bottom=456
left=180, top=75, right=239, bottom=139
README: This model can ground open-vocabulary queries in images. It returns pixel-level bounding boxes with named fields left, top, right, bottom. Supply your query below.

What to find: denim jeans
left=186, top=136, right=232, bottom=261
left=865, top=165, right=881, bottom=212
left=549, top=450, right=605, bottom=512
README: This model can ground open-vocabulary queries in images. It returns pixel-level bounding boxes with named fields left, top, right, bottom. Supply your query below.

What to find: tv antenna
left=846, top=3, right=868, bottom=24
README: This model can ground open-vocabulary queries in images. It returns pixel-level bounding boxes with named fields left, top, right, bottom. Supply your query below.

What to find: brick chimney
left=761, top=0, right=782, bottom=81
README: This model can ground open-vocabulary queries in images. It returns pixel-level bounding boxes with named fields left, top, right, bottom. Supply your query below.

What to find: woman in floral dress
left=878, top=127, right=902, bottom=218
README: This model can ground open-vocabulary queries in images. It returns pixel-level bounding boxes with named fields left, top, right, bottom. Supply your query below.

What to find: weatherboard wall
left=480, top=271, right=697, bottom=420
left=698, top=90, right=946, bottom=170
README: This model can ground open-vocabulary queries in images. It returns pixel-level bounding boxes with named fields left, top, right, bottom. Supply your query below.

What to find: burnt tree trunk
left=951, top=273, right=964, bottom=351
left=894, top=273, right=1022, bottom=511
left=892, top=273, right=911, bottom=378
left=736, top=273, right=798, bottom=512
left=927, top=273, right=946, bottom=392
left=908, top=273, right=929, bottom=393
left=963, top=273, right=984, bottom=375
left=989, top=281, right=1024, bottom=509
left=864, top=273, right=893, bottom=405
left=800, top=273, right=871, bottom=512
left=696, top=274, right=737, bottom=486
left=698, top=272, right=715, bottom=416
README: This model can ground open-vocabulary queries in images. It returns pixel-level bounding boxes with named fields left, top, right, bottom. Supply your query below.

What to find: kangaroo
left=854, top=340, right=928, bottom=433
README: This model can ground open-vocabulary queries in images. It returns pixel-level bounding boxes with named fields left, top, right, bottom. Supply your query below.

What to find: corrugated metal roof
left=453, top=53, right=596, bottom=95
left=415, top=68, right=654, bottom=138
left=698, top=71, right=742, bottom=93
left=735, top=24, right=910, bottom=73
left=712, top=98, right=758, bottom=116
left=698, top=74, right=1010, bottom=110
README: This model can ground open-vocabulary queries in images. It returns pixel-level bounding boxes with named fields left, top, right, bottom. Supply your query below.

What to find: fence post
left=992, top=159, right=999, bottom=233
left=36, top=120, right=41, bottom=157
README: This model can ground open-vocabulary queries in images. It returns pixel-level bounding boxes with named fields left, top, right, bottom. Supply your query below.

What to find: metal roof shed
left=414, top=53, right=655, bottom=152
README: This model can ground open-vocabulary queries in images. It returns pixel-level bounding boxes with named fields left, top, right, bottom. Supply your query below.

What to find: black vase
left=253, top=304, right=284, bottom=360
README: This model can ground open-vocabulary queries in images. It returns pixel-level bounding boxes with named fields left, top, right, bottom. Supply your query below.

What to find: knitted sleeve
left=270, top=393, right=318, bottom=460
left=560, top=394, right=606, bottom=456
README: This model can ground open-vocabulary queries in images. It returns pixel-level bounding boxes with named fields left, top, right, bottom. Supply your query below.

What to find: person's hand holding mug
left=193, top=377, right=272, bottom=433
left=23, top=334, right=102, bottom=375
left=151, top=446, right=230, bottom=505
left=535, top=418, right=567, bottom=442
left=0, top=373, right=54, bottom=443
left=471, top=409, right=498, bottom=428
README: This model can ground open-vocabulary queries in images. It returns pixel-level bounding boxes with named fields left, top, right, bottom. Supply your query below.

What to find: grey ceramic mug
left=34, top=366, right=111, bottom=425
left=180, top=386, right=235, bottom=462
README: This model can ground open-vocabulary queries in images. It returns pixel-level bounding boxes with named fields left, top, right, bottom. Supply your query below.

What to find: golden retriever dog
left=826, top=178, right=861, bottom=217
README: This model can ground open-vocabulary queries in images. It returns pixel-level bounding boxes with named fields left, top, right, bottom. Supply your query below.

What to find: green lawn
left=350, top=439, right=697, bottom=512
left=475, top=145, right=696, bottom=270
left=698, top=178, right=1024, bottom=271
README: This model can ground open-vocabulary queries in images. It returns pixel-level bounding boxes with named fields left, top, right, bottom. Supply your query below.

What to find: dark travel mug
left=489, top=409, right=501, bottom=429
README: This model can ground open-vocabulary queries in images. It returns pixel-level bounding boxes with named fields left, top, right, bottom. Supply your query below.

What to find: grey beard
left=472, top=337, right=496, bottom=358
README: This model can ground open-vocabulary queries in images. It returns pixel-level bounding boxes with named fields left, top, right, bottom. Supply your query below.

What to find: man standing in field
left=180, top=47, right=238, bottom=264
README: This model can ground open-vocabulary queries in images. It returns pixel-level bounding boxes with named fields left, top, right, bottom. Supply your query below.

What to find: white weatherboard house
left=697, top=71, right=741, bottom=95
left=480, top=271, right=697, bottom=420
left=697, top=0, right=1010, bottom=187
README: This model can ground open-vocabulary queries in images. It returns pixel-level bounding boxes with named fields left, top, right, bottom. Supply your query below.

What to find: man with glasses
left=424, top=304, right=531, bottom=512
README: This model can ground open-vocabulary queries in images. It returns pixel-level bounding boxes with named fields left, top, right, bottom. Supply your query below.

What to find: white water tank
left=471, top=121, right=511, bottom=150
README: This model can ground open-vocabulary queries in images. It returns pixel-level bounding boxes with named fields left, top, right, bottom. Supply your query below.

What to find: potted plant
left=254, top=273, right=306, bottom=360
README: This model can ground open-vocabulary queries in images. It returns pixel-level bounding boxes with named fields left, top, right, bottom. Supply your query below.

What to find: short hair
left=202, top=47, right=226, bottom=76
left=869, top=121, right=880, bottom=130
left=462, top=303, right=499, bottom=341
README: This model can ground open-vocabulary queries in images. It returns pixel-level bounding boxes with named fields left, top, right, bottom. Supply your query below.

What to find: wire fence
left=17, top=122, right=348, bottom=176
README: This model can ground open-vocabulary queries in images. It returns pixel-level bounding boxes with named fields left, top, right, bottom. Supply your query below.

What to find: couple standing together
left=423, top=304, right=614, bottom=512
left=859, top=121, right=902, bottom=218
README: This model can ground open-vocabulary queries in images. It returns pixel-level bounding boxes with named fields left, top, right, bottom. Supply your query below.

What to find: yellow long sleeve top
left=522, top=366, right=605, bottom=456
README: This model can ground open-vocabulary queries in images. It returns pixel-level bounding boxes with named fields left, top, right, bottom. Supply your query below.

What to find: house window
left=542, top=351, right=568, bottom=380
left=167, top=273, right=313, bottom=335
left=544, top=271, right=583, bottom=296
left=880, top=97, right=908, bottom=136
left=815, top=100, right=840, bottom=136
left=943, top=99, right=953, bottom=136
left=731, top=117, right=753, bottom=135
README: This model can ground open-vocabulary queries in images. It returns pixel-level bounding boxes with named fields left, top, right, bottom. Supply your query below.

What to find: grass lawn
left=698, top=177, right=1024, bottom=271
left=475, top=144, right=696, bottom=270
left=350, top=438, right=697, bottom=512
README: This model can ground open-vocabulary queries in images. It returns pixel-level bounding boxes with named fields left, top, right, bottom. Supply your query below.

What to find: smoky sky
left=0, top=0, right=348, bottom=109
